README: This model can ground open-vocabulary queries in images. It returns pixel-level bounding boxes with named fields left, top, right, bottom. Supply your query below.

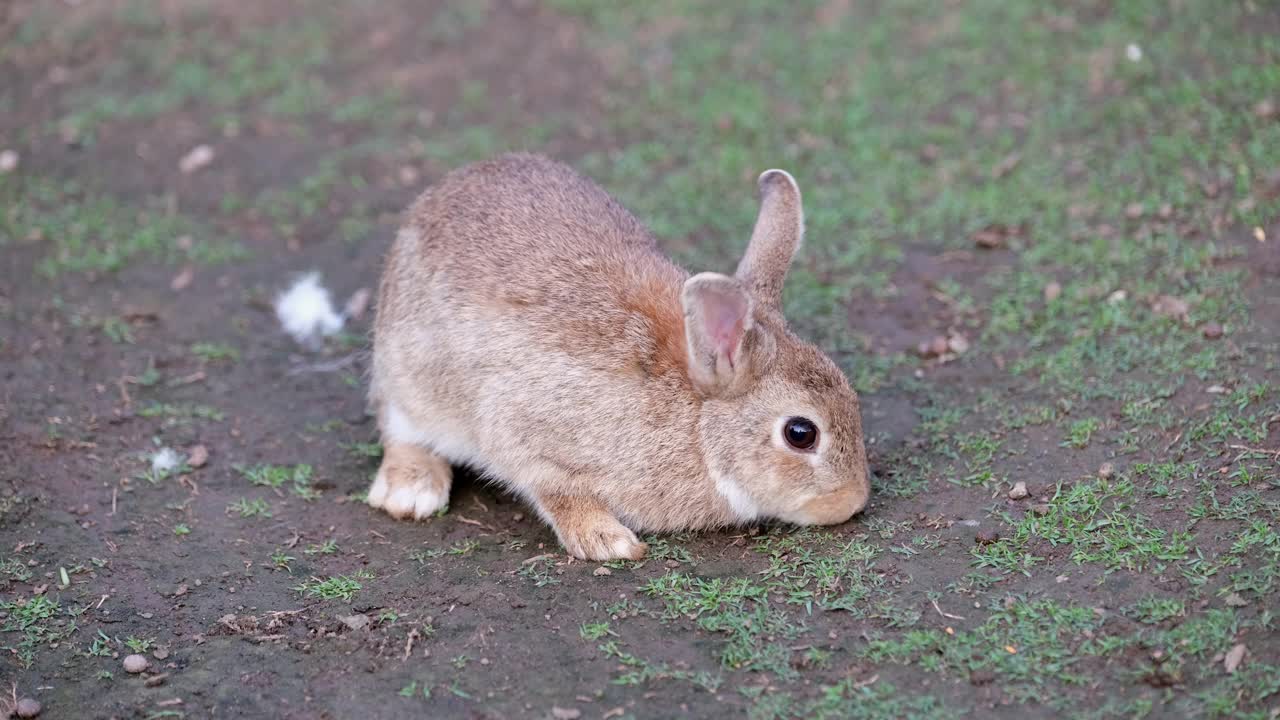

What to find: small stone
left=1254, top=99, right=1276, bottom=120
left=1125, top=43, right=1143, bottom=62
left=551, top=707, right=582, bottom=720
left=187, top=445, right=209, bottom=468
left=1157, top=203, right=1174, bottom=220
left=1224, top=593, right=1249, bottom=608
left=1254, top=226, right=1267, bottom=243
left=1043, top=281, right=1062, bottom=303
left=16, top=698, right=41, bottom=718
left=173, top=583, right=189, bottom=597
left=513, top=513, right=524, bottom=522
left=1098, top=462, right=1115, bottom=479
left=0, top=149, right=19, bottom=174
left=924, top=336, right=949, bottom=357
left=154, top=647, right=170, bottom=660
left=1107, top=289, right=1127, bottom=305
left=972, top=225, right=1009, bottom=249
left=1055, top=575, right=1069, bottom=583
left=593, top=566, right=612, bottom=577
left=170, top=265, right=194, bottom=291
left=919, top=144, right=941, bottom=163
left=975, top=530, right=1000, bottom=545
left=1151, top=295, right=1191, bottom=322
left=1224, top=643, right=1247, bottom=673
left=1124, top=202, right=1144, bottom=219
left=339, top=614, right=370, bottom=631
left=344, top=288, right=372, bottom=321
left=1201, top=322, right=1223, bottom=339
left=1008, top=482, right=1028, bottom=500
left=947, top=333, right=970, bottom=355
left=144, top=673, right=168, bottom=688
left=1029, top=503, right=1052, bottom=516
left=991, top=152, right=1021, bottom=180
left=123, top=654, right=149, bottom=673
left=398, top=166, right=420, bottom=186
left=179, top=144, right=215, bottom=174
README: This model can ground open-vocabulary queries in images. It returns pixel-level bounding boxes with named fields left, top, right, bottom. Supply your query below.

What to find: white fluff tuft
left=275, top=272, right=345, bottom=347
left=151, top=447, right=181, bottom=475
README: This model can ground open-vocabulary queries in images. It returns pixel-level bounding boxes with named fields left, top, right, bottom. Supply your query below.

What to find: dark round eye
left=783, top=417, right=818, bottom=451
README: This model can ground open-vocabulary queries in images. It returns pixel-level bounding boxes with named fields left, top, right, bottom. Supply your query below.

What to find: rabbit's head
left=682, top=170, right=870, bottom=526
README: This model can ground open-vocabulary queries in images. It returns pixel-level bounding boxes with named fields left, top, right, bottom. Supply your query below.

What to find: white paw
left=561, top=524, right=648, bottom=561
left=367, top=471, right=391, bottom=507
left=607, top=530, right=647, bottom=561
left=367, top=468, right=449, bottom=520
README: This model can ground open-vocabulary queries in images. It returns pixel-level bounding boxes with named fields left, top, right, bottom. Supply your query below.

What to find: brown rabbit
left=366, top=153, right=869, bottom=560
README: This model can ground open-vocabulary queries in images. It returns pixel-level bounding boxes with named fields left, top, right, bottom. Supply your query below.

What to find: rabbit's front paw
left=368, top=443, right=453, bottom=520
left=537, top=494, right=648, bottom=561
left=561, top=523, right=648, bottom=562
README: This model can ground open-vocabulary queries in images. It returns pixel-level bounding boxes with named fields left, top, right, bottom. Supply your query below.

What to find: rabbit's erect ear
left=735, top=169, right=804, bottom=310
left=682, top=272, right=754, bottom=394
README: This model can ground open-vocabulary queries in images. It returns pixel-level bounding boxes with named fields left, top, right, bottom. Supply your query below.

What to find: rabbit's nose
left=794, top=480, right=868, bottom=526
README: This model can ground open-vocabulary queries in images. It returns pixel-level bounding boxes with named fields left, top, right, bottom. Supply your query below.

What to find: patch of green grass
left=0, top=557, right=34, bottom=588
left=58, top=13, right=336, bottom=138
left=237, top=463, right=311, bottom=488
left=409, top=540, right=478, bottom=564
left=137, top=402, right=225, bottom=422
left=398, top=679, right=432, bottom=700
left=341, top=441, right=383, bottom=461
left=190, top=342, right=240, bottom=363
left=294, top=571, right=372, bottom=601
left=226, top=497, right=272, bottom=519
left=579, top=621, right=615, bottom=641
left=235, top=463, right=319, bottom=500
left=1127, top=596, right=1187, bottom=624
left=974, top=478, right=1193, bottom=574
left=1062, top=417, right=1102, bottom=449
left=87, top=630, right=114, bottom=658
left=100, top=315, right=134, bottom=344
left=0, top=594, right=76, bottom=668
left=596, top=639, right=722, bottom=693
left=517, top=556, right=560, bottom=587
left=865, top=600, right=1112, bottom=699
left=741, top=679, right=950, bottom=720
left=271, top=550, right=296, bottom=571
left=124, top=636, right=154, bottom=653
left=305, top=539, right=339, bottom=556
left=0, top=175, right=247, bottom=277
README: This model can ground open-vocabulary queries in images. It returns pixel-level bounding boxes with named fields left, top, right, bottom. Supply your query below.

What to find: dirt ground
left=2, top=1, right=1279, bottom=719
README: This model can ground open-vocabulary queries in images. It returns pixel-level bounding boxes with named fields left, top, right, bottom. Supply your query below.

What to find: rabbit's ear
left=682, top=272, right=754, bottom=394
left=735, top=169, right=804, bottom=310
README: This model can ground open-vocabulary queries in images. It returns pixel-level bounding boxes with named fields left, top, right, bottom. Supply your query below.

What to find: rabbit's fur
left=367, top=153, right=869, bottom=560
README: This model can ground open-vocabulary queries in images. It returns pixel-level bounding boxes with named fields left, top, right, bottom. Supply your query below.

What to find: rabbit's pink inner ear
left=701, top=288, right=749, bottom=367
left=682, top=273, right=754, bottom=391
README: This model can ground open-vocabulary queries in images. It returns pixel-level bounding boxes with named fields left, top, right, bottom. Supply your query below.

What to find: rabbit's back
left=380, top=153, right=689, bottom=376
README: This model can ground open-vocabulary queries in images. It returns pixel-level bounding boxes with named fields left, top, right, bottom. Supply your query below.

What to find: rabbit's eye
left=783, top=417, right=818, bottom=451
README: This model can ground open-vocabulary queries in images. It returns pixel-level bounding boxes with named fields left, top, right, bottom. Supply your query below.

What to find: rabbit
left=366, top=153, right=870, bottom=561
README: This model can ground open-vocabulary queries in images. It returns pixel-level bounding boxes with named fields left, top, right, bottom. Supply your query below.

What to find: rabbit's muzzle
left=792, top=475, right=870, bottom=526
